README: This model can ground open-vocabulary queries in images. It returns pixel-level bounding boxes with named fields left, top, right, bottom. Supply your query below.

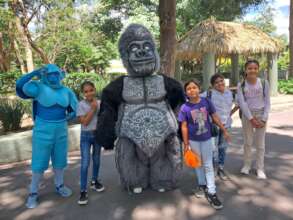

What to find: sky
left=244, top=0, right=290, bottom=37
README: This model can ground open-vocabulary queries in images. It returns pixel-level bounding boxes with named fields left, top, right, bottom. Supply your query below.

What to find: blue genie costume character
left=16, top=64, right=78, bottom=209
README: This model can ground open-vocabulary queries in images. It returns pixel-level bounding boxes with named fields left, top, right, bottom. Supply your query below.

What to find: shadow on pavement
left=1, top=128, right=293, bottom=220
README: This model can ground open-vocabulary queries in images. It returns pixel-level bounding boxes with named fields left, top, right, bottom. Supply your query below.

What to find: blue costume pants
left=31, top=117, right=68, bottom=172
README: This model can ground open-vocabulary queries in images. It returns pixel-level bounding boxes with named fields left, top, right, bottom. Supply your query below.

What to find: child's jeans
left=190, top=139, right=216, bottom=194
left=80, top=130, right=102, bottom=191
left=213, top=128, right=230, bottom=169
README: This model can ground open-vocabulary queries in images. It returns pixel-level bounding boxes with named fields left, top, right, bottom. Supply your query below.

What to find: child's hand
left=90, top=99, right=98, bottom=111
left=223, top=130, right=231, bottom=143
left=183, top=143, right=190, bottom=152
left=250, top=117, right=260, bottom=128
left=257, top=120, right=266, bottom=128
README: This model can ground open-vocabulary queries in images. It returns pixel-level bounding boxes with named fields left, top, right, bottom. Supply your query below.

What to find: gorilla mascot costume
left=16, top=64, right=77, bottom=208
left=96, top=24, right=185, bottom=193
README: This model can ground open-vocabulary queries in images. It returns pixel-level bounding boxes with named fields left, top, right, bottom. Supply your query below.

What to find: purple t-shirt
left=178, top=98, right=216, bottom=141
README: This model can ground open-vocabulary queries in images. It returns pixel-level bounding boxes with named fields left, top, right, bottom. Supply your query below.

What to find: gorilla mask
left=119, top=24, right=160, bottom=77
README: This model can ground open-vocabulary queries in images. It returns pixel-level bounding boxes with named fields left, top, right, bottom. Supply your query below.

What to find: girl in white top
left=77, top=81, right=105, bottom=205
left=237, top=60, right=271, bottom=179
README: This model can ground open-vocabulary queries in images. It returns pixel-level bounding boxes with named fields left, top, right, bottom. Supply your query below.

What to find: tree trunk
left=159, top=0, right=176, bottom=77
left=0, top=32, right=8, bottom=72
left=15, top=16, right=34, bottom=72
left=0, top=32, right=11, bottom=72
left=23, top=24, right=50, bottom=64
left=13, top=39, right=26, bottom=73
left=290, top=0, right=293, bottom=78
left=11, top=0, right=49, bottom=68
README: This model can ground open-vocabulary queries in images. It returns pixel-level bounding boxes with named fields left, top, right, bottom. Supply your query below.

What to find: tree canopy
left=0, top=0, right=270, bottom=74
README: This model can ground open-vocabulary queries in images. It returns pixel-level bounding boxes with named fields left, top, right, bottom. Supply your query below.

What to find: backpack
left=239, top=78, right=266, bottom=119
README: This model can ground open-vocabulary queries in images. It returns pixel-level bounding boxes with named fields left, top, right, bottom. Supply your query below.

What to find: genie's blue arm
left=66, top=106, right=76, bottom=121
left=66, top=89, right=78, bottom=121
left=16, top=69, right=42, bottom=99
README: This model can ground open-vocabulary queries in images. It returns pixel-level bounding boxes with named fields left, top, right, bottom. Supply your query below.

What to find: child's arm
left=262, top=80, right=271, bottom=122
left=211, top=113, right=231, bottom=143
left=79, top=100, right=97, bottom=126
left=207, top=97, right=231, bottom=142
left=181, top=121, right=190, bottom=151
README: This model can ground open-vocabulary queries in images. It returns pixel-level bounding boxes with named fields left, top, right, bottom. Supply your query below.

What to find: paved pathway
left=1, top=110, right=293, bottom=220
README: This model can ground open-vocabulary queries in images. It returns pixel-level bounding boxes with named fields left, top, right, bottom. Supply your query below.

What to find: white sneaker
left=257, top=170, right=267, bottom=179
left=158, top=188, right=165, bottom=193
left=240, top=166, right=250, bottom=175
left=133, top=187, right=142, bottom=194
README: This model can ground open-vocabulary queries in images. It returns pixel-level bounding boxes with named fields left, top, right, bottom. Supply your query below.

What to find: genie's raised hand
left=30, top=66, right=48, bottom=79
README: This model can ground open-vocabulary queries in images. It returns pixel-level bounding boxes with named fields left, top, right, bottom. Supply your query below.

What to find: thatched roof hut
left=177, top=18, right=281, bottom=60
left=176, top=18, right=281, bottom=95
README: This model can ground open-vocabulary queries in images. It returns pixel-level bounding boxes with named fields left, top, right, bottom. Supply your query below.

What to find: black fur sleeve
left=161, top=74, right=185, bottom=110
left=96, top=76, right=124, bottom=149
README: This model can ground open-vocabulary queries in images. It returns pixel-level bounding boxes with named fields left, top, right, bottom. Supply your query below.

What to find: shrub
left=63, top=72, right=111, bottom=99
left=278, top=79, right=293, bottom=94
left=0, top=71, right=22, bottom=94
left=0, top=98, right=28, bottom=132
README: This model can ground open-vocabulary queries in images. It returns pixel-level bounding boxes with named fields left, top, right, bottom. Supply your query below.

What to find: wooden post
left=203, top=52, right=215, bottom=90
left=267, top=53, right=278, bottom=96
left=231, top=53, right=239, bottom=86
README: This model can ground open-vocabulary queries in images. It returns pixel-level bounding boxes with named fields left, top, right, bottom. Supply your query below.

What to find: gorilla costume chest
left=116, top=74, right=178, bottom=157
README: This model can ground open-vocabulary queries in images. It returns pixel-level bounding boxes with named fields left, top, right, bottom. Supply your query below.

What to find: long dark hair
left=210, top=73, right=224, bottom=86
left=183, top=79, right=201, bottom=92
left=244, top=59, right=259, bottom=69
left=81, top=81, right=95, bottom=91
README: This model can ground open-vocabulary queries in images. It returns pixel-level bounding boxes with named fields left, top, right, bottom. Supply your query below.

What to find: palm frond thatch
left=177, top=18, right=282, bottom=60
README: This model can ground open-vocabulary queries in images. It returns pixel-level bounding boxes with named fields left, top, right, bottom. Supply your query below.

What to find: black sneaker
left=194, top=185, right=206, bottom=198
left=78, top=191, right=88, bottom=205
left=206, top=193, right=223, bottom=210
left=90, top=180, right=105, bottom=192
left=217, top=168, right=229, bottom=181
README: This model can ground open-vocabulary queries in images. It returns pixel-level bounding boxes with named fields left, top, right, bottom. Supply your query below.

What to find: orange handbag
left=184, top=149, right=201, bottom=168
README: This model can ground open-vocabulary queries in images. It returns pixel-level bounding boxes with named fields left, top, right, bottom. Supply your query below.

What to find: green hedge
left=0, top=71, right=111, bottom=99
left=63, top=72, right=111, bottom=99
left=0, top=72, right=111, bottom=132
left=0, top=98, right=31, bottom=132
left=0, top=71, right=22, bottom=94
left=278, top=79, right=293, bottom=94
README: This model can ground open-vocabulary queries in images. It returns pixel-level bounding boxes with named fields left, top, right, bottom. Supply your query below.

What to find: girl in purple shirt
left=178, top=79, right=230, bottom=210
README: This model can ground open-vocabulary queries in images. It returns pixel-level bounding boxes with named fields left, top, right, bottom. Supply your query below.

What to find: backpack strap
left=241, top=80, right=246, bottom=101
left=261, top=78, right=266, bottom=98
left=207, top=88, right=212, bottom=99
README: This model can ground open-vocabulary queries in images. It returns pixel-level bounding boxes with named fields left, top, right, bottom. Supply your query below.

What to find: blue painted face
left=41, top=71, right=62, bottom=88
left=47, top=72, right=60, bottom=85
left=39, top=64, right=65, bottom=89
